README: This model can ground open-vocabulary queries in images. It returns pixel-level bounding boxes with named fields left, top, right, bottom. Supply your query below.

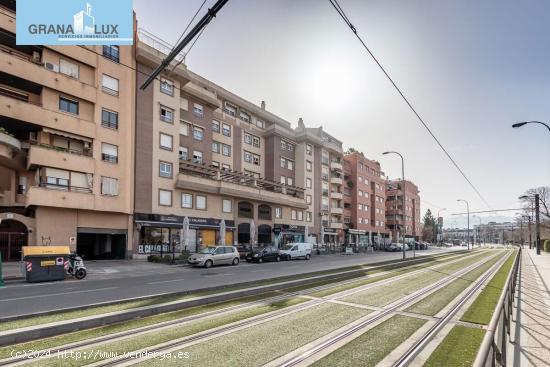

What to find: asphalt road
left=0, top=248, right=459, bottom=318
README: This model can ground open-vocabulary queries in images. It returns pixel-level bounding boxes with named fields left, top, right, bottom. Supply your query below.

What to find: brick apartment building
left=0, top=2, right=136, bottom=260
left=386, top=179, right=422, bottom=242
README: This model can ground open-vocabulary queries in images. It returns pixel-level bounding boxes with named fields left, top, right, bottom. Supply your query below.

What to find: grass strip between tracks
left=134, top=303, right=371, bottom=367
left=0, top=251, right=466, bottom=333
left=424, top=325, right=485, bottom=367
left=311, top=315, right=427, bottom=367
left=406, top=251, right=508, bottom=316
left=460, top=250, right=517, bottom=325
left=23, top=297, right=308, bottom=367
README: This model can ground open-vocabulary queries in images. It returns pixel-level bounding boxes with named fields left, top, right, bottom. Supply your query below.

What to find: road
left=0, top=248, right=458, bottom=318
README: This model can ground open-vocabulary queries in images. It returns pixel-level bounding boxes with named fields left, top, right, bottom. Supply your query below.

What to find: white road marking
left=147, top=279, right=185, bottom=285
left=0, top=287, right=119, bottom=302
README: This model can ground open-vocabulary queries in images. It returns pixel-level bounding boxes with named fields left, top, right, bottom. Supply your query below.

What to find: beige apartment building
left=133, top=30, right=309, bottom=257
left=0, top=4, right=136, bottom=260
left=386, top=179, right=422, bottom=242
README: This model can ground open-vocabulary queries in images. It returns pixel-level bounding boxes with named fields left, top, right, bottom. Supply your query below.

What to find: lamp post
left=522, top=215, right=532, bottom=249
left=457, top=199, right=470, bottom=250
left=383, top=151, right=407, bottom=260
left=520, top=194, right=541, bottom=255
left=436, top=208, right=446, bottom=245
left=512, top=121, right=550, bottom=133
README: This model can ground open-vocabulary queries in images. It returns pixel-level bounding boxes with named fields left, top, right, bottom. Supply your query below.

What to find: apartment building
left=342, top=151, right=389, bottom=248
left=385, top=179, right=421, bottom=242
left=133, top=30, right=308, bottom=257
left=0, top=3, right=136, bottom=260
left=293, top=122, right=345, bottom=246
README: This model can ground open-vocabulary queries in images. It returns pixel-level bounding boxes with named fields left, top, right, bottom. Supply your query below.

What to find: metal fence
left=474, top=248, right=522, bottom=367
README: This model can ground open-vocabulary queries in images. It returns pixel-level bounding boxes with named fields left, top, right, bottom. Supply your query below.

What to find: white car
left=279, top=242, right=312, bottom=260
left=188, top=246, right=240, bottom=268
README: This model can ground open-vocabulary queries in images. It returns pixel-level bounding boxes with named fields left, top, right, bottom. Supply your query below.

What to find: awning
left=43, top=127, right=92, bottom=143
left=135, top=220, right=236, bottom=229
left=347, top=229, right=367, bottom=235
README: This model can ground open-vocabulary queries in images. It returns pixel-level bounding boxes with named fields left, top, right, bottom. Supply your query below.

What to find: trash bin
left=21, top=246, right=70, bottom=282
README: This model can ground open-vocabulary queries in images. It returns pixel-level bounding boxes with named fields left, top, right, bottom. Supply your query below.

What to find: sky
left=133, top=0, right=550, bottom=228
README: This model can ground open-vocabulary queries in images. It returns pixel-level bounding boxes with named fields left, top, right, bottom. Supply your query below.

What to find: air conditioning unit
left=32, top=51, right=41, bottom=63
left=45, top=62, right=59, bottom=72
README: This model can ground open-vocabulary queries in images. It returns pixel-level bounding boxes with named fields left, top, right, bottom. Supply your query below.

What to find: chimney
left=298, top=117, right=305, bottom=129
left=260, top=101, right=266, bottom=110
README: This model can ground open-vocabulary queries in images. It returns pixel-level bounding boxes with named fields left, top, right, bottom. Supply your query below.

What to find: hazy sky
left=134, top=0, right=550, bottom=227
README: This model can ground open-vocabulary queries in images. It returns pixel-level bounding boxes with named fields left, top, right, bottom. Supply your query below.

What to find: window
left=238, top=202, right=253, bottom=218
left=239, top=110, right=250, bottom=122
left=212, top=120, right=220, bottom=133
left=358, top=204, right=363, bottom=210
left=287, top=177, right=293, bottom=186
left=160, top=78, right=174, bottom=96
left=306, top=144, right=313, bottom=156
left=179, top=146, right=188, bottom=160
left=358, top=176, right=363, bottom=182
left=102, top=74, right=119, bottom=95
left=256, top=120, right=264, bottom=129
left=291, top=210, right=297, bottom=220
left=160, top=105, right=173, bottom=123
left=306, top=161, right=312, bottom=172
left=223, top=102, right=236, bottom=116
left=252, top=136, right=260, bottom=148
left=244, top=151, right=252, bottom=163
left=281, top=140, right=287, bottom=150
left=103, top=45, right=119, bottom=62
left=211, top=161, right=220, bottom=168
left=280, top=157, right=286, bottom=168
left=222, top=123, right=231, bottom=137
left=101, top=143, right=118, bottom=163
left=222, top=144, right=231, bottom=157
left=193, top=103, right=204, bottom=117
left=193, top=126, right=204, bottom=141
left=222, top=199, right=232, bottom=213
left=297, top=211, right=303, bottom=221
left=306, top=211, right=312, bottom=222
left=287, top=160, right=294, bottom=171
left=59, top=97, right=78, bottom=114
left=287, top=143, right=294, bottom=152
left=359, top=190, right=363, bottom=197
left=180, top=193, right=193, bottom=208
left=280, top=176, right=286, bottom=185
left=59, top=59, right=79, bottom=79
left=222, top=164, right=231, bottom=170
left=193, top=150, right=203, bottom=164
left=364, top=204, right=369, bottom=211
left=101, top=109, right=118, bottom=129
left=159, top=161, right=172, bottom=178
left=306, top=178, right=312, bottom=189
left=212, top=141, right=220, bottom=153
left=196, top=195, right=206, bottom=210
left=306, top=194, right=312, bottom=204
left=180, top=121, right=189, bottom=136
left=244, top=133, right=252, bottom=145
left=258, top=205, right=271, bottom=220
left=253, top=154, right=260, bottom=166
left=358, top=218, right=363, bottom=224
left=160, top=133, right=173, bottom=150
left=101, top=177, right=118, bottom=196
left=275, top=207, right=282, bottom=218
left=159, top=189, right=172, bottom=206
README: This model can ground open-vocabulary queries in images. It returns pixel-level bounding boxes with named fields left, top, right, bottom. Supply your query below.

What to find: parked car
left=280, top=242, right=312, bottom=260
left=245, top=246, right=281, bottom=263
left=236, top=245, right=251, bottom=259
left=386, top=243, right=410, bottom=252
left=188, top=246, right=240, bottom=268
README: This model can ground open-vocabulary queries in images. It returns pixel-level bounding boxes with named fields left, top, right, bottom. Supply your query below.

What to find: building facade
left=133, top=31, right=309, bottom=257
left=385, top=179, right=421, bottom=242
left=342, top=151, right=389, bottom=249
left=0, top=3, right=136, bottom=260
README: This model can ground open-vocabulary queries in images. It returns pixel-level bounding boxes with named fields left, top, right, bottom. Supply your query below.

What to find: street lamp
left=512, top=121, right=550, bottom=133
left=519, top=194, right=541, bottom=255
left=436, top=208, right=446, bottom=245
left=383, top=151, right=408, bottom=260
left=457, top=199, right=470, bottom=250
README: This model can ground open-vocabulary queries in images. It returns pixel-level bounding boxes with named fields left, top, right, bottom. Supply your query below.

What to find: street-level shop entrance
left=77, top=228, right=127, bottom=260
left=0, top=219, right=27, bottom=261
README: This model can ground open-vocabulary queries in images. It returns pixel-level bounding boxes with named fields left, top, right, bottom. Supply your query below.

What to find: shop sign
left=138, top=244, right=171, bottom=254
left=273, top=224, right=305, bottom=233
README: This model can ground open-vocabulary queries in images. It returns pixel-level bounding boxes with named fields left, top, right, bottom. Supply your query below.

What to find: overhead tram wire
left=327, top=0, right=492, bottom=210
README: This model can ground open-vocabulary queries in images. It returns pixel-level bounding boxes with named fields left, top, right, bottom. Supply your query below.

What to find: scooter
left=67, top=253, right=87, bottom=280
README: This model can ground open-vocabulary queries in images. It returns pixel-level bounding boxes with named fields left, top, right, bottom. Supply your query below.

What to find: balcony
left=330, top=207, right=344, bottom=215
left=27, top=143, right=94, bottom=172
left=330, top=176, right=343, bottom=185
left=0, top=94, right=96, bottom=138
left=331, top=192, right=343, bottom=200
left=331, top=162, right=343, bottom=171
left=0, top=48, right=97, bottom=103
left=0, top=128, right=20, bottom=160
left=177, top=160, right=308, bottom=209
left=26, top=184, right=94, bottom=209
left=181, top=82, right=220, bottom=108
left=0, top=9, right=15, bottom=33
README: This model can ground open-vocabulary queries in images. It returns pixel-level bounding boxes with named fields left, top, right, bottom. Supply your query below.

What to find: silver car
left=188, top=246, right=240, bottom=268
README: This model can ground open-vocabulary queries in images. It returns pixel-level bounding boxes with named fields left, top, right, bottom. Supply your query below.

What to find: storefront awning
left=135, top=220, right=236, bottom=229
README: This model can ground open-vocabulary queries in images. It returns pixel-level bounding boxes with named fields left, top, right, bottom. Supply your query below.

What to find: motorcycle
left=67, top=253, right=87, bottom=280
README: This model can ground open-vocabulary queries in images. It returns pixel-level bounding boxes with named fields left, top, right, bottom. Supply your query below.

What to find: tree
left=422, top=209, right=437, bottom=242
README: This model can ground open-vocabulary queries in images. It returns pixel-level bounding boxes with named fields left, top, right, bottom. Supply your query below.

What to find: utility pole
left=536, top=194, right=541, bottom=255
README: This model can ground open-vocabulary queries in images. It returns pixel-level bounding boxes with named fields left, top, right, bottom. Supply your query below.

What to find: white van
left=280, top=242, right=312, bottom=260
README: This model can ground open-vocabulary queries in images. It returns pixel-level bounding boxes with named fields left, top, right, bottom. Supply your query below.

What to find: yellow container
left=21, top=246, right=70, bottom=257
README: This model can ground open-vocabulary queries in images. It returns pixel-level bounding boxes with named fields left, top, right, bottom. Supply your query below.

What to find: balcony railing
left=30, top=141, right=92, bottom=157
left=38, top=182, right=92, bottom=193
left=179, top=159, right=305, bottom=199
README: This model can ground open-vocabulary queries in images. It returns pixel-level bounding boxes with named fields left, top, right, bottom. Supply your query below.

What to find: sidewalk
left=510, top=248, right=550, bottom=366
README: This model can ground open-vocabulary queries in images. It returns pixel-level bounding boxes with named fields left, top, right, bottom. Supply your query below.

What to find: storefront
left=322, top=228, right=339, bottom=245
left=134, top=214, right=235, bottom=254
left=273, top=224, right=305, bottom=247
left=345, top=229, right=369, bottom=251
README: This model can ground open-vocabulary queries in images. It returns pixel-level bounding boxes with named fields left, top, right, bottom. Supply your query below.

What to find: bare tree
left=522, top=186, right=550, bottom=219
